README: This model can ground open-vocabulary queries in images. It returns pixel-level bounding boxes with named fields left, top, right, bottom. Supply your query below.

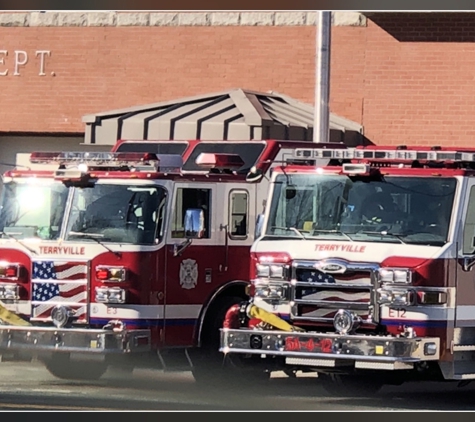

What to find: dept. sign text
left=0, top=50, right=52, bottom=76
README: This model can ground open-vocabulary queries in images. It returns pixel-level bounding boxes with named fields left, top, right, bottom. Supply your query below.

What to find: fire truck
left=0, top=138, right=342, bottom=383
left=220, top=144, right=475, bottom=394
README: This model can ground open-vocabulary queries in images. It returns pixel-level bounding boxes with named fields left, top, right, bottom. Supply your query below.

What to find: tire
left=319, top=373, right=384, bottom=397
left=191, top=295, right=270, bottom=387
left=44, top=353, right=108, bottom=381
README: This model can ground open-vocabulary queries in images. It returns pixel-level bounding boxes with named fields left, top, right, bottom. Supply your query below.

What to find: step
left=453, top=344, right=475, bottom=352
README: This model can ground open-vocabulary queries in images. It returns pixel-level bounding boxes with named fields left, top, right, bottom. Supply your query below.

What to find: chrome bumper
left=0, top=325, right=151, bottom=354
left=220, top=328, right=440, bottom=369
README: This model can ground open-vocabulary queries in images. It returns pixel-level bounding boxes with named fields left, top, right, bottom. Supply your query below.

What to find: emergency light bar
left=293, top=148, right=475, bottom=163
left=29, top=151, right=183, bottom=173
left=30, top=151, right=158, bottom=165
left=196, top=153, right=244, bottom=171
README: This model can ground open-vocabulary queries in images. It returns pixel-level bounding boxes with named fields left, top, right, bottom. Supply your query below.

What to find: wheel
left=44, top=353, right=108, bottom=381
left=319, top=373, right=384, bottom=397
left=191, top=295, right=270, bottom=387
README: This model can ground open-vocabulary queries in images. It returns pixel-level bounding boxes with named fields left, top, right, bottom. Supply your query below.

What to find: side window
left=229, top=190, right=248, bottom=239
left=172, top=188, right=211, bottom=238
left=463, top=185, right=475, bottom=254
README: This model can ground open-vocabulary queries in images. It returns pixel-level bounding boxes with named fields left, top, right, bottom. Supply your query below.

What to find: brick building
left=0, top=11, right=474, bottom=171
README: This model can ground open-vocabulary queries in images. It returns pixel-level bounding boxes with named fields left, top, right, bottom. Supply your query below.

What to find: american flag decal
left=31, top=261, right=88, bottom=322
left=299, top=269, right=335, bottom=283
left=293, top=262, right=374, bottom=324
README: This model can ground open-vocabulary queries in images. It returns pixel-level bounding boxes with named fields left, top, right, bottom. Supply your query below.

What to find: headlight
left=256, top=264, right=270, bottom=278
left=377, top=288, right=415, bottom=306
left=0, top=284, right=19, bottom=300
left=379, top=268, right=412, bottom=284
left=95, top=287, right=126, bottom=304
left=254, top=282, right=288, bottom=300
left=256, top=264, right=288, bottom=280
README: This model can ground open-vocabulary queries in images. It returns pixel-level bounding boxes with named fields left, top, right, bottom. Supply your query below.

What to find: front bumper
left=220, top=328, right=440, bottom=370
left=0, top=325, right=151, bottom=355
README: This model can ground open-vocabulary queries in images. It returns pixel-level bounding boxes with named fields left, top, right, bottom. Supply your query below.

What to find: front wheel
left=319, top=373, right=384, bottom=397
left=192, top=294, right=270, bottom=387
left=44, top=353, right=108, bottom=381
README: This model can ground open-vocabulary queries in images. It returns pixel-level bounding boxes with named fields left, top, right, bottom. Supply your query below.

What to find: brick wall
left=0, top=11, right=475, bottom=147
left=363, top=13, right=475, bottom=147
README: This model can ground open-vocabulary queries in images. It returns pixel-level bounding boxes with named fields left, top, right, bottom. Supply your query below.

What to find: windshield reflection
left=0, top=181, right=68, bottom=240
left=266, top=174, right=456, bottom=246
left=0, top=181, right=167, bottom=245
left=65, top=184, right=166, bottom=245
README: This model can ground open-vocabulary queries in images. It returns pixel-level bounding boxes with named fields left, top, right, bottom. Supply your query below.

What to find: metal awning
left=82, top=88, right=364, bottom=146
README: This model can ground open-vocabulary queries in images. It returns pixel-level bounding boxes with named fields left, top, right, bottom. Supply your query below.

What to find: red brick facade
left=0, top=12, right=474, bottom=147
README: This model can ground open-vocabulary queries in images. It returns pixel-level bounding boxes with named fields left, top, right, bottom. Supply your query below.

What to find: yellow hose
left=0, top=304, right=31, bottom=326
left=248, top=304, right=304, bottom=332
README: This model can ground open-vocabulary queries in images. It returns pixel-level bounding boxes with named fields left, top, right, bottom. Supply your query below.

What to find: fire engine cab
left=220, top=144, right=475, bottom=394
left=0, top=138, right=340, bottom=383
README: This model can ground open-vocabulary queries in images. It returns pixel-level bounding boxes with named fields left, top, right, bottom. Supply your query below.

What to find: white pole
left=313, top=11, right=332, bottom=144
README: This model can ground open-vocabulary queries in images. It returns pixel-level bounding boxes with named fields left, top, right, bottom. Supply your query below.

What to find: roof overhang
left=82, top=88, right=364, bottom=146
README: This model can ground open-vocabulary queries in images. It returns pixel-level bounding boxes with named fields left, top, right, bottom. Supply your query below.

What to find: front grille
left=290, top=259, right=378, bottom=324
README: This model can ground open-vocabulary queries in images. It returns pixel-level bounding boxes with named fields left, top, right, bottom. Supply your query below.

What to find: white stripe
left=55, top=265, right=87, bottom=279
left=455, top=305, right=475, bottom=321
left=300, top=308, right=368, bottom=318
left=332, top=278, right=371, bottom=285
left=381, top=306, right=454, bottom=321
left=165, top=304, right=202, bottom=319
left=59, top=283, right=85, bottom=293
left=90, top=304, right=202, bottom=320
left=74, top=305, right=87, bottom=319
left=0, top=300, right=31, bottom=315
left=302, top=291, right=369, bottom=301
left=252, top=240, right=447, bottom=261
left=33, top=292, right=87, bottom=316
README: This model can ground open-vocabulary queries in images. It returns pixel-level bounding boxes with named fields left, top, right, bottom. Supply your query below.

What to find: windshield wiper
left=0, top=231, right=38, bottom=255
left=68, top=231, right=122, bottom=258
left=270, top=226, right=306, bottom=239
left=311, top=229, right=353, bottom=242
left=357, top=230, right=406, bottom=244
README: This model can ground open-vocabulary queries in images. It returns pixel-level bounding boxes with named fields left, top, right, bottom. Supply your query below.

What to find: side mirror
left=184, top=208, right=205, bottom=239
left=254, top=214, right=265, bottom=238
left=246, top=166, right=264, bottom=183
left=285, top=186, right=297, bottom=200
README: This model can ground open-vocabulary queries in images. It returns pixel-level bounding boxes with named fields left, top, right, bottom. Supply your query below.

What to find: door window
left=172, top=188, right=211, bottom=238
left=229, top=190, right=248, bottom=239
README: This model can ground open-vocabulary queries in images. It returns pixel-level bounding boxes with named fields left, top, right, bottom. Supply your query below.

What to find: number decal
left=107, top=307, right=118, bottom=315
left=388, top=308, right=406, bottom=318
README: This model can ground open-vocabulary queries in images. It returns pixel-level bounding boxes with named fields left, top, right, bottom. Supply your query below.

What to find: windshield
left=65, top=184, right=167, bottom=245
left=266, top=173, right=457, bottom=246
left=0, top=181, right=69, bottom=240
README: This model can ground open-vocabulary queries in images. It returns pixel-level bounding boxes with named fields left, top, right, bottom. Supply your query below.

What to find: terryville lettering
left=39, top=246, right=85, bottom=255
left=315, top=244, right=366, bottom=253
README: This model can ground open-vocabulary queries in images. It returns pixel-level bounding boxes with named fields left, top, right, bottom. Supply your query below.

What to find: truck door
left=456, top=180, right=475, bottom=328
left=163, top=183, right=219, bottom=346
left=219, top=186, right=255, bottom=275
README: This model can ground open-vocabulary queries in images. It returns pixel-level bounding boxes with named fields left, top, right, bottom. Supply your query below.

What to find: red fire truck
left=221, top=144, right=475, bottom=394
left=0, top=138, right=341, bottom=383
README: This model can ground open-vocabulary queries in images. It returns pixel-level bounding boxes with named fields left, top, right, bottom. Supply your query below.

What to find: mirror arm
left=173, top=238, right=192, bottom=257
